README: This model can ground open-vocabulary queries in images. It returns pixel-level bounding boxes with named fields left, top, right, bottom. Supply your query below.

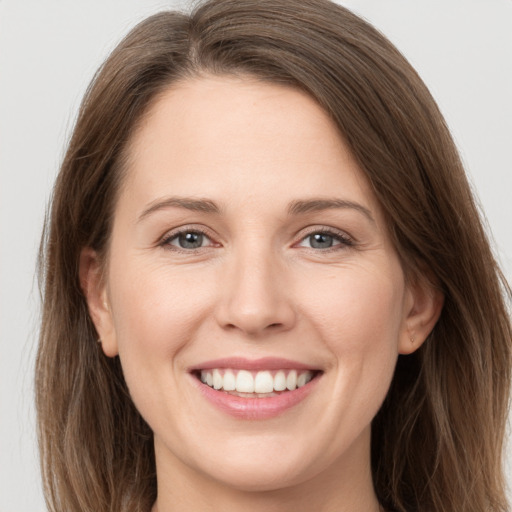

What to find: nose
left=215, top=246, right=297, bottom=337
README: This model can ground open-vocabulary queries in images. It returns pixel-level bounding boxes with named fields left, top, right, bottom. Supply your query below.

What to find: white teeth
left=199, top=368, right=316, bottom=394
left=213, top=369, right=223, bottom=390
left=254, top=371, right=274, bottom=393
left=274, top=370, right=287, bottom=391
left=236, top=370, right=254, bottom=393
left=223, top=370, right=236, bottom=391
left=297, top=372, right=311, bottom=387
left=286, top=370, right=297, bottom=390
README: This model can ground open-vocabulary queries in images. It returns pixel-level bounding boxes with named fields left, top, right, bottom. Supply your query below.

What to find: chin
left=203, top=459, right=310, bottom=493
left=182, top=433, right=328, bottom=493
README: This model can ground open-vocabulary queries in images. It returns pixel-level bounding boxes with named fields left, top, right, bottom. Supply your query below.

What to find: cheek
left=307, top=263, right=405, bottom=352
left=300, top=262, right=405, bottom=406
left=105, top=260, right=222, bottom=433
left=107, top=259, right=216, bottom=380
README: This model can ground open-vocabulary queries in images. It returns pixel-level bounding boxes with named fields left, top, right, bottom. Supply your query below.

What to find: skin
left=82, top=76, right=442, bottom=512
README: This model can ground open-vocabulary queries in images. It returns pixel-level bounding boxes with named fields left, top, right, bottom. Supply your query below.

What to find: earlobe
left=79, top=248, right=119, bottom=357
left=399, top=277, right=444, bottom=355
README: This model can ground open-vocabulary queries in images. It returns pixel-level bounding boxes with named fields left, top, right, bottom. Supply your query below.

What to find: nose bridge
left=216, top=238, right=295, bottom=336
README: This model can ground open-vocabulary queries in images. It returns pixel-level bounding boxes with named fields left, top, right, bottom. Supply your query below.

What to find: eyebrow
left=137, top=196, right=374, bottom=224
left=138, top=197, right=220, bottom=222
left=287, top=198, right=375, bottom=224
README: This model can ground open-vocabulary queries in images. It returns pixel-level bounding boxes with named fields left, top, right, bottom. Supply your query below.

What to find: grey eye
left=308, top=233, right=335, bottom=249
left=174, top=232, right=205, bottom=249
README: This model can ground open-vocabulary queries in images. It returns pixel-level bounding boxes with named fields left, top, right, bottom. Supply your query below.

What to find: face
left=85, top=76, right=436, bottom=495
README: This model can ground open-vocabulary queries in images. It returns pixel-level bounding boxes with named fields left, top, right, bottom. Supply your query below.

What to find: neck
left=151, top=428, right=380, bottom=512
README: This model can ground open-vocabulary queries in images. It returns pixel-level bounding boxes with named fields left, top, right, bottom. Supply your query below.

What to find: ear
left=399, top=276, right=444, bottom=355
left=79, top=247, right=118, bottom=357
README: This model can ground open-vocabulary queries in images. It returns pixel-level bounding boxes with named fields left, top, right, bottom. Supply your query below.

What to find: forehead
left=118, top=75, right=381, bottom=220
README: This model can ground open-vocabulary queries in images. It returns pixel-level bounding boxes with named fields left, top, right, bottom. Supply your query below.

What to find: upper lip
left=189, top=357, right=320, bottom=372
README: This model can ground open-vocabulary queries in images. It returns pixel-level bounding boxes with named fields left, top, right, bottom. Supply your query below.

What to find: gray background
left=1, top=1, right=511, bottom=510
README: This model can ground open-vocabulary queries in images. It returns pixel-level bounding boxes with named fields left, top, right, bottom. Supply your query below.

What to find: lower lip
left=191, top=373, right=321, bottom=420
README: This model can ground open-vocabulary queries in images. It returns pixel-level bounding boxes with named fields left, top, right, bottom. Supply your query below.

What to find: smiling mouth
left=192, top=368, right=322, bottom=398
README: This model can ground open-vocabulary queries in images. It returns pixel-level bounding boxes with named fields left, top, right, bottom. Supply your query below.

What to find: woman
left=36, top=0, right=511, bottom=510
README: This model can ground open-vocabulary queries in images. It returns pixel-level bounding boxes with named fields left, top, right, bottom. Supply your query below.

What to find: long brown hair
left=36, top=1, right=511, bottom=510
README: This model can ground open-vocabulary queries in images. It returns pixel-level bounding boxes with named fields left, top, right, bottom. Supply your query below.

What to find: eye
left=297, top=229, right=353, bottom=250
left=161, top=229, right=213, bottom=250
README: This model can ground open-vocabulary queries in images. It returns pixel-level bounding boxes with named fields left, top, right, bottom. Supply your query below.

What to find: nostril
left=222, top=321, right=285, bottom=334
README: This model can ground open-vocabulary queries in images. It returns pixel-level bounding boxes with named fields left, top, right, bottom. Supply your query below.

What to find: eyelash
left=159, top=226, right=217, bottom=253
left=297, top=227, right=354, bottom=251
left=159, top=226, right=354, bottom=253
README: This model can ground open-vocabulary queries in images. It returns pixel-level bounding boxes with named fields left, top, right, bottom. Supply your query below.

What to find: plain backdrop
left=1, top=1, right=511, bottom=510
